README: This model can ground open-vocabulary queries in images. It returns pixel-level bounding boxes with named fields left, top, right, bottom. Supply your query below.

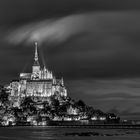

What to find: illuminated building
left=67, top=105, right=79, bottom=115
left=10, top=42, right=67, bottom=97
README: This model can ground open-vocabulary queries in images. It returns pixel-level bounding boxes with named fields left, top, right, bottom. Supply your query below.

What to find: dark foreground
left=5, top=124, right=140, bottom=129
left=0, top=126, right=140, bottom=140
left=6, top=120, right=140, bottom=129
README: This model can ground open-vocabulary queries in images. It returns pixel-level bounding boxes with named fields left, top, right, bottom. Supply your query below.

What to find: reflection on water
left=0, top=127, right=140, bottom=140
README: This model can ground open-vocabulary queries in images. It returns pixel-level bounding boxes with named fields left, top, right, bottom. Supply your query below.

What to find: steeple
left=33, top=42, right=40, bottom=66
left=35, top=42, right=38, bottom=61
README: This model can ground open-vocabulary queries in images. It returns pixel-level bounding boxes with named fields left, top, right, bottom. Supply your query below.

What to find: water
left=0, top=127, right=140, bottom=140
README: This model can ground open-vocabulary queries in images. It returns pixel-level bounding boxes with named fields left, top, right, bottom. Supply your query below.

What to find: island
left=0, top=42, right=125, bottom=127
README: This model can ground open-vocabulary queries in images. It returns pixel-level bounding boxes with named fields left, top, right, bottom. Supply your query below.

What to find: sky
left=0, top=0, right=140, bottom=119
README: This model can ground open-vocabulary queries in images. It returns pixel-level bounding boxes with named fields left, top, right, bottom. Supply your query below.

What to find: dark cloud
left=0, top=0, right=140, bottom=27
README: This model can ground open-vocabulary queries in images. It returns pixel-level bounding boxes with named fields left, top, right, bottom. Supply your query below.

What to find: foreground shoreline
left=1, top=124, right=140, bottom=129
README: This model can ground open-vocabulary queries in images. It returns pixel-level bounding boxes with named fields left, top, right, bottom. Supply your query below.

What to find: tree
left=76, top=100, right=85, bottom=107
left=21, top=97, right=34, bottom=107
left=0, top=88, right=9, bottom=103
left=57, top=105, right=67, bottom=115
left=21, top=97, right=37, bottom=115
left=50, top=97, right=59, bottom=107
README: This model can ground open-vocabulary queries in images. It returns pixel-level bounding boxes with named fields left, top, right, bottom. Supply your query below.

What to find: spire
left=33, top=42, right=40, bottom=66
left=34, top=42, right=38, bottom=61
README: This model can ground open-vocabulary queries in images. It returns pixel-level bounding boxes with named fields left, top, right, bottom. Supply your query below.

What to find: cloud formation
left=4, top=11, right=140, bottom=46
left=5, top=13, right=91, bottom=45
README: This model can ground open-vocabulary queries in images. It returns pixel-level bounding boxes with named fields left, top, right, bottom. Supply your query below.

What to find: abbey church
left=10, top=42, right=67, bottom=97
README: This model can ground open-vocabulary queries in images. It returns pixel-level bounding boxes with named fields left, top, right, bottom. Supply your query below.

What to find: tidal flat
left=0, top=127, right=140, bottom=140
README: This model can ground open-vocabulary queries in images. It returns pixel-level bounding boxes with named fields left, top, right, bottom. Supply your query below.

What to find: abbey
left=10, top=42, right=67, bottom=97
